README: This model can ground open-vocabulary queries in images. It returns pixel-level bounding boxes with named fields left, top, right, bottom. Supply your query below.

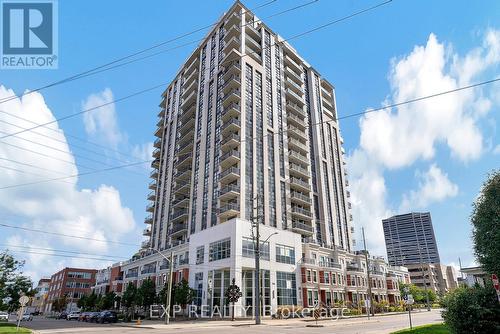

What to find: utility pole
left=416, top=246, right=430, bottom=311
left=362, top=228, right=373, bottom=318
left=166, top=251, right=174, bottom=324
left=253, top=194, right=261, bottom=325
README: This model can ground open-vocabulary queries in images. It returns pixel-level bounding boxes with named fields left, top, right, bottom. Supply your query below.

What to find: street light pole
left=253, top=195, right=261, bottom=325
left=149, top=248, right=174, bottom=324
left=362, top=228, right=373, bottom=318
left=416, top=246, right=430, bottom=311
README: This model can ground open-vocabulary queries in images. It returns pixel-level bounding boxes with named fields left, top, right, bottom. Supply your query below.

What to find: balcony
left=174, top=169, right=192, bottom=181
left=219, top=184, right=240, bottom=200
left=219, top=166, right=240, bottom=184
left=181, top=90, right=197, bottom=110
left=141, top=240, right=151, bottom=249
left=180, top=101, right=196, bottom=122
left=144, top=214, right=153, bottom=225
left=141, top=267, right=156, bottom=275
left=288, top=125, right=307, bottom=140
left=222, top=102, right=240, bottom=122
left=223, top=61, right=241, bottom=80
left=146, top=203, right=155, bottom=212
left=245, top=23, right=261, bottom=41
left=322, top=96, right=335, bottom=113
left=286, top=101, right=305, bottom=117
left=222, top=75, right=240, bottom=94
left=289, top=177, right=310, bottom=192
left=224, top=25, right=240, bottom=43
left=290, top=190, right=311, bottom=205
left=125, top=271, right=138, bottom=279
left=148, top=179, right=157, bottom=190
left=170, top=223, right=188, bottom=236
left=221, top=132, right=240, bottom=150
left=285, top=76, right=303, bottom=95
left=172, top=196, right=189, bottom=208
left=284, top=64, right=303, bottom=85
left=291, top=206, right=311, bottom=220
left=219, top=202, right=239, bottom=219
left=323, top=262, right=342, bottom=269
left=220, top=149, right=240, bottom=168
left=221, top=118, right=241, bottom=136
left=151, top=158, right=160, bottom=168
left=154, top=125, right=163, bottom=138
left=177, top=140, right=193, bottom=155
left=284, top=53, right=302, bottom=75
left=225, top=11, right=241, bottom=29
left=147, top=190, right=155, bottom=201
left=184, top=66, right=198, bottom=89
left=158, top=109, right=165, bottom=118
left=179, top=117, right=195, bottom=136
left=291, top=221, right=313, bottom=235
left=288, top=137, right=308, bottom=154
left=245, top=33, right=262, bottom=53
left=224, top=36, right=241, bottom=53
left=302, top=257, right=316, bottom=265
left=183, top=76, right=198, bottom=96
left=184, top=57, right=199, bottom=79
left=154, top=138, right=161, bottom=148
left=174, top=181, right=191, bottom=196
left=142, top=228, right=151, bottom=236
left=176, top=154, right=193, bottom=169
left=288, top=150, right=308, bottom=164
left=150, top=169, right=158, bottom=179
left=222, top=89, right=241, bottom=107
left=285, top=88, right=305, bottom=106
left=153, top=148, right=160, bottom=158
left=171, top=208, right=188, bottom=223
left=287, top=112, right=306, bottom=129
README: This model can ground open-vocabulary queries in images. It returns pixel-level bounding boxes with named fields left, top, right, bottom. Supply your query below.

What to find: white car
left=18, top=314, right=33, bottom=321
left=0, top=311, right=8, bottom=321
left=67, top=312, right=80, bottom=320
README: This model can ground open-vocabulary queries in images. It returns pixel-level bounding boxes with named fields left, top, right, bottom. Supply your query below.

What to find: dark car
left=97, top=311, right=117, bottom=324
left=57, top=312, right=68, bottom=319
left=87, top=312, right=100, bottom=323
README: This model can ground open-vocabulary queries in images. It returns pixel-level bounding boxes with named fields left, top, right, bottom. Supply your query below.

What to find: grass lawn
left=392, top=323, right=450, bottom=334
left=0, top=323, right=31, bottom=334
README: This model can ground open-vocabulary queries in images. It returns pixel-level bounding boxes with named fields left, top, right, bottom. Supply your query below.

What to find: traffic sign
left=404, top=294, right=414, bottom=305
left=19, top=296, right=29, bottom=306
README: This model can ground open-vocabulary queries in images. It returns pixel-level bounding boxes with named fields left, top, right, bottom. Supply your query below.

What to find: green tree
left=122, top=282, right=137, bottom=320
left=136, top=278, right=156, bottom=313
left=172, top=279, right=195, bottom=316
left=442, top=283, right=500, bottom=333
left=0, top=251, right=33, bottom=312
left=77, top=295, right=87, bottom=311
left=85, top=292, right=98, bottom=311
left=471, top=170, right=500, bottom=275
left=99, top=291, right=116, bottom=310
left=52, top=296, right=68, bottom=313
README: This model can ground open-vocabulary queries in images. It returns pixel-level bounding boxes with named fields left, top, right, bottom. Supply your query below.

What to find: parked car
left=18, top=314, right=33, bottom=321
left=87, top=312, right=100, bottom=322
left=0, top=311, right=8, bottom=321
left=66, top=312, right=80, bottom=320
left=97, top=311, right=117, bottom=324
left=56, top=312, right=68, bottom=319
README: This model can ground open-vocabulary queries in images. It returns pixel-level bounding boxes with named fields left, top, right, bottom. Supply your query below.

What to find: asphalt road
left=18, top=309, right=443, bottom=334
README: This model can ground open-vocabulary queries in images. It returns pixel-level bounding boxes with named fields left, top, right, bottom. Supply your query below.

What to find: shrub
left=431, top=303, right=441, bottom=309
left=442, top=283, right=500, bottom=333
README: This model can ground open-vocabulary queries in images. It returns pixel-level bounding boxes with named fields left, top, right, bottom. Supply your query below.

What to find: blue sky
left=0, top=0, right=498, bottom=282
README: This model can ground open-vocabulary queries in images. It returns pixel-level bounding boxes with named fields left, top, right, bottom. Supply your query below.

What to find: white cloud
left=82, top=88, right=124, bottom=148
left=400, top=164, right=458, bottom=211
left=494, top=144, right=500, bottom=155
left=0, top=85, right=136, bottom=282
left=132, top=142, right=154, bottom=162
left=348, top=29, right=500, bottom=254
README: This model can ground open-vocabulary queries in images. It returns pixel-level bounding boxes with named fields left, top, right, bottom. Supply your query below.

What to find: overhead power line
left=0, top=223, right=141, bottom=247
left=7, top=249, right=119, bottom=262
left=0, top=244, right=128, bottom=260
left=0, top=0, right=389, bottom=144
left=1, top=77, right=498, bottom=191
left=0, top=0, right=308, bottom=105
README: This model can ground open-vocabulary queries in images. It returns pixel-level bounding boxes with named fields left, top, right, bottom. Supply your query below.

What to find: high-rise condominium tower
left=121, top=1, right=408, bottom=315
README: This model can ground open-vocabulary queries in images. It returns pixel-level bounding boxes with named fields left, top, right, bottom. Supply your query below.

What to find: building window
left=307, top=290, right=313, bottom=306
left=241, top=237, right=270, bottom=260
left=196, top=246, right=205, bottom=264
left=276, top=271, right=297, bottom=306
left=209, top=238, right=231, bottom=262
left=306, top=270, right=312, bottom=282
left=331, top=272, right=336, bottom=285
left=312, top=270, right=318, bottom=283
left=324, top=272, right=330, bottom=284
left=67, top=272, right=91, bottom=279
left=275, top=244, right=295, bottom=264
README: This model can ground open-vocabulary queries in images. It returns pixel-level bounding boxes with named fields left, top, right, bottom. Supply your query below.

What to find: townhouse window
left=306, top=270, right=312, bottom=282
left=276, top=271, right=297, bottom=306
left=312, top=271, right=317, bottom=283
left=307, top=290, right=313, bottom=306
left=275, top=244, right=295, bottom=264
left=209, top=238, right=231, bottom=262
left=196, top=246, right=204, bottom=265
left=325, top=291, right=332, bottom=306
left=324, top=272, right=330, bottom=284
left=331, top=272, right=336, bottom=285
